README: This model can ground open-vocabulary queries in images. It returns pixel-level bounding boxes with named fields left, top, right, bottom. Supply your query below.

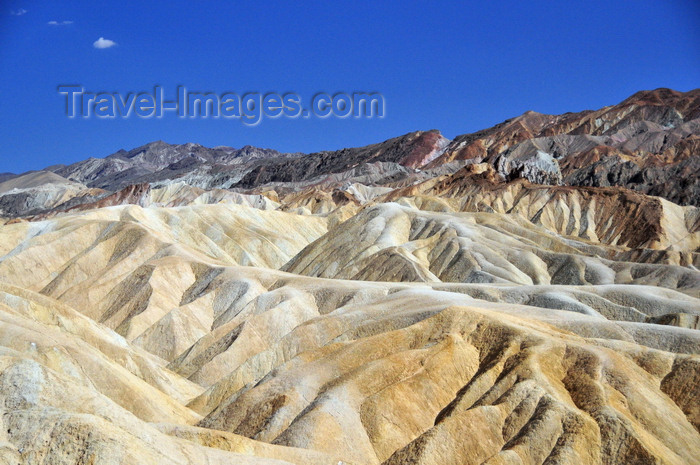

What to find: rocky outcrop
left=427, top=88, right=700, bottom=205
left=385, top=164, right=700, bottom=253
left=0, top=171, right=103, bottom=217
left=2, top=88, right=698, bottom=218
left=50, top=141, right=302, bottom=191
left=233, top=130, right=449, bottom=188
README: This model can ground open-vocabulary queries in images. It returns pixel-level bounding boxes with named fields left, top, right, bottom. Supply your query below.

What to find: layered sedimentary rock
left=427, top=88, right=700, bottom=205
left=0, top=88, right=699, bottom=465
left=1, top=190, right=699, bottom=464
left=0, top=171, right=104, bottom=217
left=283, top=202, right=699, bottom=293
left=4, top=88, right=698, bottom=219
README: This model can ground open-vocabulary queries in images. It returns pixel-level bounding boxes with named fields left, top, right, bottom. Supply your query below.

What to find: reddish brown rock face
left=397, top=130, right=451, bottom=168
left=425, top=88, right=700, bottom=205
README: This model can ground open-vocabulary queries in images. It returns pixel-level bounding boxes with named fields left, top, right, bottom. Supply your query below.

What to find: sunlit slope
left=0, top=200, right=698, bottom=464
left=283, top=203, right=699, bottom=296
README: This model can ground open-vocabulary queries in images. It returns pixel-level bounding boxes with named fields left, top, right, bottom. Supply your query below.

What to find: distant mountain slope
left=1, top=87, right=698, bottom=219
left=0, top=171, right=98, bottom=217
left=427, top=88, right=700, bottom=204
left=49, top=141, right=303, bottom=191
left=233, top=130, right=449, bottom=188
left=0, top=170, right=79, bottom=194
left=0, top=172, right=16, bottom=184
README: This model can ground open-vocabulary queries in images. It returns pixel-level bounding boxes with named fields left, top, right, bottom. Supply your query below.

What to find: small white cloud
left=48, top=20, right=73, bottom=26
left=10, top=8, right=27, bottom=16
left=93, top=37, right=117, bottom=49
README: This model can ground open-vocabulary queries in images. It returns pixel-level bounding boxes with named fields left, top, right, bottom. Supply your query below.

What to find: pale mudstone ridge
left=0, top=196, right=699, bottom=464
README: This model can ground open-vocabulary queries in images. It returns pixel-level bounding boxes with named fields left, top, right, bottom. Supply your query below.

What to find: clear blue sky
left=0, top=0, right=698, bottom=174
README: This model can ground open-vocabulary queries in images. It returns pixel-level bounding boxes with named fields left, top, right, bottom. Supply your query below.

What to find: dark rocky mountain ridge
left=1, top=88, right=698, bottom=218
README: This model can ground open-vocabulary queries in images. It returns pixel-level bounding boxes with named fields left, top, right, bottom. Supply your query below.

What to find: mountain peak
left=4, top=87, right=698, bottom=210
